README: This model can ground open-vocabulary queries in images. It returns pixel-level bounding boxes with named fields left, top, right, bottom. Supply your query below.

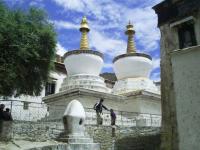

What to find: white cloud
left=89, top=30, right=127, bottom=57
left=29, top=0, right=44, bottom=7
left=53, top=0, right=85, bottom=12
left=51, top=0, right=162, bottom=54
left=150, top=71, right=160, bottom=82
left=56, top=43, right=67, bottom=56
left=152, top=58, right=160, bottom=70
left=150, top=57, right=160, bottom=81
left=124, top=6, right=160, bottom=52
left=103, top=62, right=113, bottom=69
left=51, top=20, right=79, bottom=30
left=52, top=0, right=122, bottom=21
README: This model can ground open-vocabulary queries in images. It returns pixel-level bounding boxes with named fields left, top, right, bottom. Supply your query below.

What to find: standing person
left=0, top=104, right=5, bottom=120
left=0, top=104, right=5, bottom=138
left=3, top=108, right=13, bottom=121
left=110, top=109, right=116, bottom=126
left=94, top=98, right=109, bottom=125
left=1, top=107, right=13, bottom=140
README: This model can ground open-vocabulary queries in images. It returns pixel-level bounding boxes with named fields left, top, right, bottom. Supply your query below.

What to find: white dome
left=113, top=54, right=152, bottom=80
left=64, top=100, right=86, bottom=118
left=64, top=50, right=103, bottom=76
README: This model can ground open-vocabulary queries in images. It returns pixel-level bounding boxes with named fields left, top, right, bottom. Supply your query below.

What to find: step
left=63, top=134, right=90, bottom=139
left=58, top=137, right=93, bottom=143
left=67, top=143, right=100, bottom=150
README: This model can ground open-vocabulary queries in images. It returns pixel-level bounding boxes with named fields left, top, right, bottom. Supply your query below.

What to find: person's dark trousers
left=96, top=111, right=103, bottom=125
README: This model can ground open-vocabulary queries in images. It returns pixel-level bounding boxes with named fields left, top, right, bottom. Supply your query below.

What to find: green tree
left=0, top=2, right=56, bottom=97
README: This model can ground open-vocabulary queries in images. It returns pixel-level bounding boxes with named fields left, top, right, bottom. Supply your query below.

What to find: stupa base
left=59, top=74, right=109, bottom=93
left=112, top=77, right=159, bottom=95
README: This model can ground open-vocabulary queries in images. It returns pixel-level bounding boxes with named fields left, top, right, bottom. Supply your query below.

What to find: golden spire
left=79, top=16, right=90, bottom=50
left=125, top=21, right=136, bottom=53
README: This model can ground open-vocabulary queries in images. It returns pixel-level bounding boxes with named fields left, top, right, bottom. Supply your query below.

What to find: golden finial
left=125, top=21, right=136, bottom=53
left=80, top=16, right=90, bottom=50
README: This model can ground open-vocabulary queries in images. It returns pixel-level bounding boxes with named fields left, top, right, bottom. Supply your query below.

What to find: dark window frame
left=45, top=80, right=56, bottom=96
left=23, top=102, right=29, bottom=110
left=177, top=22, right=197, bottom=49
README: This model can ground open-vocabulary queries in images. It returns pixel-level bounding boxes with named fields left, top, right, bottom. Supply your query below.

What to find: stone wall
left=5, top=121, right=63, bottom=141
left=159, top=23, right=179, bottom=150
left=1, top=121, right=161, bottom=150
left=86, top=125, right=161, bottom=150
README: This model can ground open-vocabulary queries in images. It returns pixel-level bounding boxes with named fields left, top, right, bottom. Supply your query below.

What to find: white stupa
left=59, top=17, right=108, bottom=92
left=112, top=22, right=159, bottom=94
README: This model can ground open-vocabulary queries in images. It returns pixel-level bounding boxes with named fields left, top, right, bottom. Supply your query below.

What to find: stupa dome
left=113, top=53, right=152, bottom=79
left=64, top=50, right=103, bottom=76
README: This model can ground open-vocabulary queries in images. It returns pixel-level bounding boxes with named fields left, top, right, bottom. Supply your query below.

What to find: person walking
left=110, top=109, right=116, bottom=126
left=94, top=98, right=109, bottom=125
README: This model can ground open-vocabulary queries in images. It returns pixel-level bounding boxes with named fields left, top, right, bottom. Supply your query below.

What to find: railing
left=85, top=108, right=161, bottom=127
left=0, top=100, right=161, bottom=127
left=0, top=100, right=48, bottom=122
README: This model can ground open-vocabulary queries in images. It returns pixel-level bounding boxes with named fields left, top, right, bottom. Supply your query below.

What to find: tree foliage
left=0, top=1, right=56, bottom=96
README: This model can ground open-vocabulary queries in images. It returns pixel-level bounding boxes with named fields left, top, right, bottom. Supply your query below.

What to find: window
left=23, top=102, right=29, bottom=110
left=45, top=81, right=56, bottom=96
left=178, top=22, right=197, bottom=49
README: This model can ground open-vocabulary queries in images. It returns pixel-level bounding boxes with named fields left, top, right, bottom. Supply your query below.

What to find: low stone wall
left=0, top=121, right=63, bottom=141
left=86, top=125, right=161, bottom=150
left=28, top=144, right=68, bottom=150
left=0, top=121, right=161, bottom=150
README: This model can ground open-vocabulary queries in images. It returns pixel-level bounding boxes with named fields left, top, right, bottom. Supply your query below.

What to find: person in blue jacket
left=94, top=98, right=109, bottom=125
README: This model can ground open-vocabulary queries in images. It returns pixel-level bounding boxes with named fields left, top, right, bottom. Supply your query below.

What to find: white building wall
left=171, top=46, right=200, bottom=150
left=0, top=70, right=67, bottom=121
left=18, top=70, right=66, bottom=103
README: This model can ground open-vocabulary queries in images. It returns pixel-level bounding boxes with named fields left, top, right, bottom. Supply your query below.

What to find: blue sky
left=5, top=0, right=162, bottom=81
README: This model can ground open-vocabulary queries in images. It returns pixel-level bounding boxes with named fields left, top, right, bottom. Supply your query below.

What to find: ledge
left=124, top=90, right=161, bottom=101
left=42, top=88, right=160, bottom=104
left=113, top=53, right=152, bottom=63
left=171, top=45, right=200, bottom=56
left=63, top=50, right=103, bottom=59
left=42, top=88, right=126, bottom=103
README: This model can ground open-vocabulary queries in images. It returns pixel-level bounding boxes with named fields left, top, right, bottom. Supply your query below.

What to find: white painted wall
left=19, top=70, right=66, bottom=103
left=45, top=91, right=161, bottom=123
left=171, top=46, right=200, bottom=150
left=50, top=71, right=66, bottom=93
left=113, top=77, right=159, bottom=94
